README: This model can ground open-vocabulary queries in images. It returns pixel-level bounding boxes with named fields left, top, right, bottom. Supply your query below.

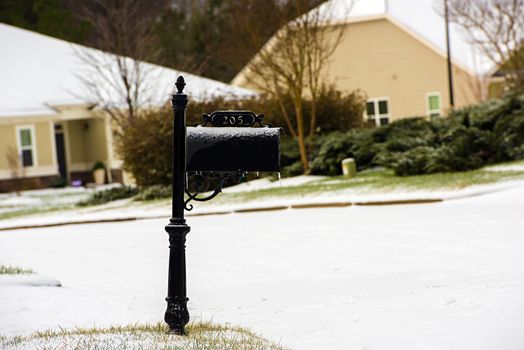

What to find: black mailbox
left=186, top=126, right=281, bottom=172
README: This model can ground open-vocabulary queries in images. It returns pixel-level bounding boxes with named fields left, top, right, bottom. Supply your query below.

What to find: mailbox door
left=186, top=127, right=280, bottom=172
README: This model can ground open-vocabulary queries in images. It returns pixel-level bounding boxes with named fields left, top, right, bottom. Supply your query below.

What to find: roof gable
left=231, top=0, right=495, bottom=85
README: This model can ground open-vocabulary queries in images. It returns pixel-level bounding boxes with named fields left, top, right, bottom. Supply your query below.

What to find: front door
left=54, top=124, right=68, bottom=180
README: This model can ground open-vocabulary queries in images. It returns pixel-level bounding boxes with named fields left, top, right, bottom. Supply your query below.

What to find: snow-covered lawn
left=0, top=184, right=122, bottom=219
left=2, top=164, right=524, bottom=229
left=1, top=186, right=524, bottom=349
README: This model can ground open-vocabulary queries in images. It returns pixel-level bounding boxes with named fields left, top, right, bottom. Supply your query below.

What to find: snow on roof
left=0, top=23, right=255, bottom=119
left=312, top=0, right=494, bottom=75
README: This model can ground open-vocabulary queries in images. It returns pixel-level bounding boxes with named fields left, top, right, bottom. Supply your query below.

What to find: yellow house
left=0, top=104, right=116, bottom=192
left=0, top=23, right=253, bottom=192
left=232, top=0, right=497, bottom=126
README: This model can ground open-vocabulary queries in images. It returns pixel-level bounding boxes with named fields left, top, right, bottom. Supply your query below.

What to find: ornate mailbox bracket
left=184, top=171, right=245, bottom=211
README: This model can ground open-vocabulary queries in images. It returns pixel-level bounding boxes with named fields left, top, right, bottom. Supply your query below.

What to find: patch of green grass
left=134, top=185, right=172, bottom=201
left=0, top=204, right=75, bottom=221
left=2, top=161, right=524, bottom=221
left=0, top=321, right=286, bottom=350
left=0, top=265, right=33, bottom=275
left=209, top=167, right=524, bottom=205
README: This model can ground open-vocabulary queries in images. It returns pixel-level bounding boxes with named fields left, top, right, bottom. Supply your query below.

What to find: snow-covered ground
left=1, top=186, right=524, bottom=349
left=484, top=164, right=524, bottom=172
left=0, top=184, right=120, bottom=203
left=0, top=274, right=61, bottom=287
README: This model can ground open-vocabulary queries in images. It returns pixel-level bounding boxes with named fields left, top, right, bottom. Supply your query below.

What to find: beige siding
left=233, top=17, right=481, bottom=121
left=0, top=122, right=56, bottom=180
left=329, top=18, right=478, bottom=120
left=0, top=124, right=16, bottom=170
left=84, top=118, right=108, bottom=163
left=35, top=122, right=54, bottom=166
left=0, top=123, right=54, bottom=169
left=66, top=118, right=108, bottom=166
left=67, top=120, right=86, bottom=164
left=488, top=80, right=506, bottom=99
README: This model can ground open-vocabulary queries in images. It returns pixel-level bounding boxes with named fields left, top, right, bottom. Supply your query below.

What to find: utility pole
left=444, top=0, right=455, bottom=108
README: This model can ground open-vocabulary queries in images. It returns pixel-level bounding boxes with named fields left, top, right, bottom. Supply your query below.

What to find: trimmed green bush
left=310, top=131, right=355, bottom=176
left=309, top=94, right=524, bottom=176
left=117, top=109, right=173, bottom=187
left=135, top=185, right=172, bottom=201
left=49, top=177, right=67, bottom=188
left=388, top=146, right=436, bottom=176
left=78, top=186, right=138, bottom=207
left=118, top=93, right=524, bottom=181
left=310, top=129, right=379, bottom=176
left=279, top=137, right=303, bottom=177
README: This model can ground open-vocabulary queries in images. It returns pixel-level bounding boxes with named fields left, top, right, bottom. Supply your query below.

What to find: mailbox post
left=164, top=76, right=280, bottom=335
left=164, top=76, right=190, bottom=335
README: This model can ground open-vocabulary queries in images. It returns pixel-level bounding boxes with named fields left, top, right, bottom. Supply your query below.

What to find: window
left=16, top=126, right=36, bottom=167
left=426, top=92, right=442, bottom=118
left=366, top=98, right=390, bottom=126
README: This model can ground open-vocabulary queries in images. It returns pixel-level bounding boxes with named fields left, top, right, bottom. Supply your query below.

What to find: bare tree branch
left=73, top=0, right=163, bottom=127
left=443, top=0, right=524, bottom=93
left=234, top=0, right=352, bottom=173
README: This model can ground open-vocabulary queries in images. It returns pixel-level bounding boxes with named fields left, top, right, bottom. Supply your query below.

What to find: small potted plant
left=92, top=161, right=106, bottom=185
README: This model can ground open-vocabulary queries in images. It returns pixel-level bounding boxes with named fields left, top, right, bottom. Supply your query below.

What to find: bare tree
left=75, top=0, right=164, bottom=127
left=443, top=0, right=524, bottom=93
left=233, top=0, right=352, bottom=173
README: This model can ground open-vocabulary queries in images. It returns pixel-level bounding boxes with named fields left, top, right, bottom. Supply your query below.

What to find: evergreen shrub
left=135, top=185, right=172, bottom=201
left=78, top=186, right=138, bottom=207
left=308, top=94, right=524, bottom=176
left=310, top=129, right=378, bottom=176
left=119, top=92, right=524, bottom=181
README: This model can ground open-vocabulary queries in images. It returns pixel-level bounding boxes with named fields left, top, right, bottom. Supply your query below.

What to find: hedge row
left=303, top=94, right=524, bottom=176
left=120, top=93, right=524, bottom=186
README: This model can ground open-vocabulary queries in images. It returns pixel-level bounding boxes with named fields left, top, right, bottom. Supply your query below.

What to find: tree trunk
left=307, top=94, right=318, bottom=156
left=294, top=96, right=309, bottom=173
left=276, top=95, right=297, bottom=138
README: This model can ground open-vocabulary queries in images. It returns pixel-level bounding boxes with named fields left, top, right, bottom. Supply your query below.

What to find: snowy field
left=1, top=186, right=524, bottom=349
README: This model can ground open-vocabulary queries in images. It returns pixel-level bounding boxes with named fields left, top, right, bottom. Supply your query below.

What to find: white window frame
left=15, top=125, right=38, bottom=168
left=426, top=92, right=442, bottom=118
left=365, top=97, right=390, bottom=127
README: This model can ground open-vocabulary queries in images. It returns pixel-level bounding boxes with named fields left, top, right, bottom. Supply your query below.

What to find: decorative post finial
left=175, top=76, right=186, bottom=94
